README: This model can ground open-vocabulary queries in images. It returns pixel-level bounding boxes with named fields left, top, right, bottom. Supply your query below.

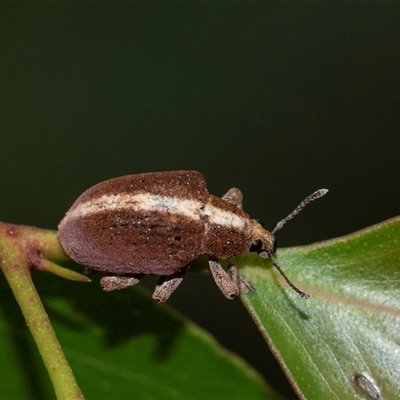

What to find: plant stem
left=0, top=222, right=84, bottom=400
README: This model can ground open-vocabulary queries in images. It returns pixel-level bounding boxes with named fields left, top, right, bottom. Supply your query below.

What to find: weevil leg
left=227, top=262, right=255, bottom=294
left=209, top=258, right=240, bottom=299
left=153, top=270, right=186, bottom=303
left=100, top=274, right=143, bottom=291
left=222, top=188, right=243, bottom=209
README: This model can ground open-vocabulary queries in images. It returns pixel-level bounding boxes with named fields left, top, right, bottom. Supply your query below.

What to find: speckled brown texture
left=57, top=170, right=274, bottom=300
left=202, top=195, right=251, bottom=259
left=60, top=208, right=204, bottom=275
left=69, top=170, right=209, bottom=208
left=59, top=171, right=208, bottom=275
left=59, top=170, right=268, bottom=275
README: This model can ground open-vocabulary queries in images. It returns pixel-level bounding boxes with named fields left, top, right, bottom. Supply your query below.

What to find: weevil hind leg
left=227, top=262, right=255, bottom=294
left=100, top=274, right=143, bottom=291
left=153, top=270, right=186, bottom=303
left=209, top=258, right=240, bottom=299
left=222, top=188, right=243, bottom=209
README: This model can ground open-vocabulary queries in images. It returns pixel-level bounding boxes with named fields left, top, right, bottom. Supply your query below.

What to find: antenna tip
left=300, top=291, right=310, bottom=299
left=313, top=188, right=329, bottom=199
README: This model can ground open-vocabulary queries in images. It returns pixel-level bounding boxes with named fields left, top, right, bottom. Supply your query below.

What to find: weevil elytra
left=58, top=170, right=327, bottom=302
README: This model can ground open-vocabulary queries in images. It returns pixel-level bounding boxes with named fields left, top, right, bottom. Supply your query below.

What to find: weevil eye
left=249, top=239, right=263, bottom=252
left=273, top=239, right=277, bottom=253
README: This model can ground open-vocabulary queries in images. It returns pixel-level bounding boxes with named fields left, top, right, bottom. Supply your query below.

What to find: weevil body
left=58, top=170, right=327, bottom=302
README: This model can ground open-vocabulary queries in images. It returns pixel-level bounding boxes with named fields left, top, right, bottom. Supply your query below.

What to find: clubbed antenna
left=272, top=189, right=328, bottom=235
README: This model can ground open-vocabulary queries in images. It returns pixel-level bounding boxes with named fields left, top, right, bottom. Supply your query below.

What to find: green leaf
left=0, top=272, right=279, bottom=400
left=238, top=216, right=400, bottom=400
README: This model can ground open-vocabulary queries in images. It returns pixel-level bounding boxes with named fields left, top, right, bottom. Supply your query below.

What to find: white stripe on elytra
left=203, top=203, right=246, bottom=229
left=67, top=193, right=247, bottom=230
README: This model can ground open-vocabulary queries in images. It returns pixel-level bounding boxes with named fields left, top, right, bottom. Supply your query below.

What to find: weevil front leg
left=209, top=258, right=240, bottom=299
left=152, top=269, right=186, bottom=303
left=100, top=274, right=143, bottom=291
left=227, top=262, right=255, bottom=294
left=222, top=188, right=243, bottom=209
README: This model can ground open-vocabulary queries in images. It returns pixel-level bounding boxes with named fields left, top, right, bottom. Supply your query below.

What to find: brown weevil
left=58, top=170, right=327, bottom=302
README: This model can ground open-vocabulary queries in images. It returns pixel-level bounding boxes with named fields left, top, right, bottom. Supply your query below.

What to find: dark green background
left=1, top=4, right=399, bottom=399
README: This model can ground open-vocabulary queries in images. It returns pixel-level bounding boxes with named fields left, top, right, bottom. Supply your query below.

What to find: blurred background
left=1, top=4, right=399, bottom=398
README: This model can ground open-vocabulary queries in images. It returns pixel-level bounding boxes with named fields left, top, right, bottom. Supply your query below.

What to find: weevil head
left=248, top=219, right=276, bottom=256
